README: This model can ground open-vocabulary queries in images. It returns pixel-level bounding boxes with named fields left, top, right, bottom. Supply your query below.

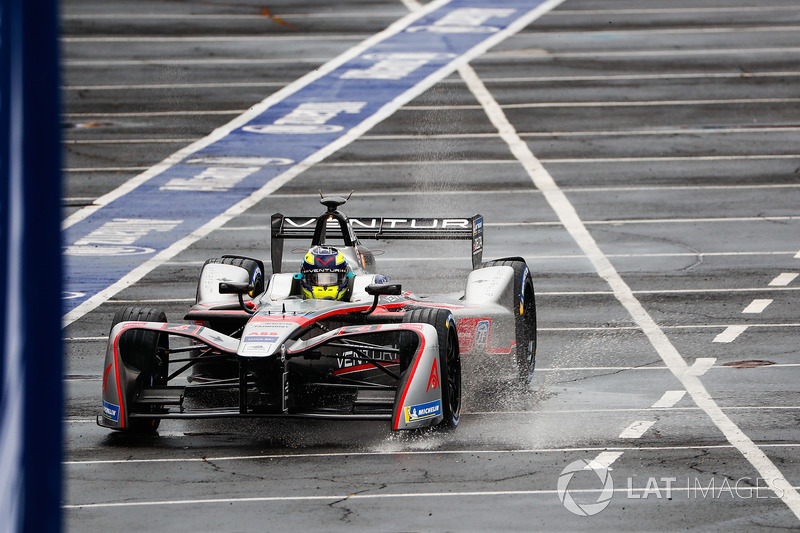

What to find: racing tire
left=481, top=259, right=537, bottom=381
left=111, top=307, right=169, bottom=433
left=402, top=308, right=461, bottom=428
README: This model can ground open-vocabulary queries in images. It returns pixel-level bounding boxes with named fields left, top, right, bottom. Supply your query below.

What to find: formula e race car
left=98, top=195, right=536, bottom=433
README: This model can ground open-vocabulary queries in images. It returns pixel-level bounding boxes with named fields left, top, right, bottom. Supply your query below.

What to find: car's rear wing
left=270, top=213, right=484, bottom=272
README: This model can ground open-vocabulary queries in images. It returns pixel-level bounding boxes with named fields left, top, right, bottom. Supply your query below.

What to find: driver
left=300, top=245, right=351, bottom=300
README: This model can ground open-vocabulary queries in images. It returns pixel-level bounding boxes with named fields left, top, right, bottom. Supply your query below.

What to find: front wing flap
left=100, top=321, right=239, bottom=430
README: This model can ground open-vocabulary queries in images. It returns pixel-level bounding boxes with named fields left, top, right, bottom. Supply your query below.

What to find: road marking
left=685, top=358, right=715, bottom=377
left=316, top=155, right=800, bottom=166
left=64, top=57, right=333, bottom=67
left=404, top=97, right=800, bottom=110
left=651, top=391, right=686, bottom=409
left=363, top=125, right=800, bottom=138
left=619, top=421, right=656, bottom=439
left=62, top=442, right=800, bottom=466
left=64, top=110, right=243, bottom=118
left=460, top=62, right=800, bottom=519
left=586, top=451, right=623, bottom=471
left=64, top=82, right=285, bottom=91
left=770, top=273, right=799, bottom=286
left=452, top=71, right=800, bottom=83
left=484, top=47, right=800, bottom=59
left=487, top=216, right=800, bottom=226
left=551, top=6, right=800, bottom=16
left=742, top=299, right=773, bottom=314
left=795, top=250, right=800, bottom=259
left=62, top=11, right=405, bottom=21
left=63, top=138, right=196, bottom=145
left=713, top=325, right=749, bottom=343
left=63, top=35, right=368, bottom=43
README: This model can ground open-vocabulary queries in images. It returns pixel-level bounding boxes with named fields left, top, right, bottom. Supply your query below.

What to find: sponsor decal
left=404, top=400, right=442, bottom=422
left=102, top=400, right=120, bottom=422
left=65, top=218, right=182, bottom=257
left=335, top=348, right=398, bottom=373
left=162, top=324, right=201, bottom=334
left=407, top=8, right=515, bottom=34
left=341, top=52, right=455, bottom=80
left=244, top=335, right=279, bottom=343
left=427, top=357, right=440, bottom=392
left=339, top=324, right=382, bottom=335
left=475, top=320, right=490, bottom=345
left=457, top=318, right=492, bottom=352
left=185, top=156, right=293, bottom=167
left=243, top=102, right=367, bottom=135
left=160, top=165, right=261, bottom=192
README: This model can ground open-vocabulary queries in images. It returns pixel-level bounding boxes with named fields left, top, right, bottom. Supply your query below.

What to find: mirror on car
left=365, top=283, right=402, bottom=296
left=219, top=281, right=254, bottom=295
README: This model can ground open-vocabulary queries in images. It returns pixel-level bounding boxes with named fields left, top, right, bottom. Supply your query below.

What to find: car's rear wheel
left=402, top=308, right=461, bottom=428
left=111, top=306, right=169, bottom=433
left=481, top=259, right=537, bottom=381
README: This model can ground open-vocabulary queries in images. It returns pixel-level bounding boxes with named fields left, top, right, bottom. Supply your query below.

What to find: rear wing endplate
left=271, top=214, right=483, bottom=272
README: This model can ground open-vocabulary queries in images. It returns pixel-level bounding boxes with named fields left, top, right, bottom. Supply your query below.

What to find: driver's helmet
left=300, top=245, right=350, bottom=300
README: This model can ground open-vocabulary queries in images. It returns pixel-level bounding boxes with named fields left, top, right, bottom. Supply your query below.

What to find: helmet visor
left=308, top=271, right=344, bottom=287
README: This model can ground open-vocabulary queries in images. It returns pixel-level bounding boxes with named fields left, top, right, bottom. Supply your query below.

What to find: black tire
left=402, top=308, right=461, bottom=428
left=481, top=260, right=537, bottom=380
left=201, top=256, right=265, bottom=299
left=110, top=307, right=169, bottom=432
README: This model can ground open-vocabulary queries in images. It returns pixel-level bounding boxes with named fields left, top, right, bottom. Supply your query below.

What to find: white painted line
left=542, top=287, right=800, bottom=296
left=64, top=58, right=332, bottom=67
left=619, top=421, right=656, bottom=439
left=552, top=6, right=800, bottom=16
left=488, top=215, right=800, bottom=226
left=64, top=82, right=284, bottom=91
left=742, top=299, right=773, bottom=314
left=404, top=97, right=800, bottom=110
left=65, top=167, right=147, bottom=173
left=57, top=483, right=800, bottom=509
left=460, top=71, right=800, bottom=83
left=364, top=125, right=800, bottom=138
left=484, top=47, right=800, bottom=60
left=62, top=442, right=800, bottom=466
left=108, top=298, right=195, bottom=304
left=685, top=358, right=715, bottom=377
left=586, top=451, right=623, bottom=471
left=62, top=11, right=403, bottom=21
left=713, top=325, right=748, bottom=343
left=459, top=62, right=800, bottom=519
left=651, top=390, right=686, bottom=409
left=769, top=273, right=799, bottom=286
left=63, top=138, right=196, bottom=145
left=64, top=110, right=243, bottom=118
left=63, top=35, right=368, bottom=43
left=316, top=155, right=800, bottom=166
left=795, top=250, right=800, bottom=259
left=544, top=155, right=800, bottom=163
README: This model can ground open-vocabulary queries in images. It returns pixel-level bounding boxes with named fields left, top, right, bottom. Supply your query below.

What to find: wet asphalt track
left=62, top=0, right=800, bottom=531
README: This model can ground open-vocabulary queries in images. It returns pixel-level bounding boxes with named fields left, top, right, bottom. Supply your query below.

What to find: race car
left=98, top=195, right=536, bottom=433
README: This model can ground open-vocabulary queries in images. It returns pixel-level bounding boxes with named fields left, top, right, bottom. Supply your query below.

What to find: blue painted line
left=63, top=0, right=558, bottom=318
